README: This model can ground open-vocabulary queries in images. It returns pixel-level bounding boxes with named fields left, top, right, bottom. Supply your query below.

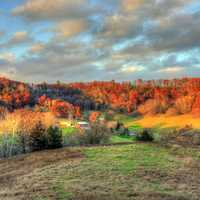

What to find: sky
left=0, top=0, right=200, bottom=83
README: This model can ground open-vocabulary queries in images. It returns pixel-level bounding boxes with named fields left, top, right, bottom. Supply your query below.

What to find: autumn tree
left=89, top=111, right=101, bottom=122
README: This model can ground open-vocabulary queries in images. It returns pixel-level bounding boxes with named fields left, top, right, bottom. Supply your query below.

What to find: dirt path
left=0, top=148, right=83, bottom=200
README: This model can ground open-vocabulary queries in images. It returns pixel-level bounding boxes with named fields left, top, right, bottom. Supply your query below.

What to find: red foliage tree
left=89, top=111, right=101, bottom=122
left=192, top=95, right=200, bottom=116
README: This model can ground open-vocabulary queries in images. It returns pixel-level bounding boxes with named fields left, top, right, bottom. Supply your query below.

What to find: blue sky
left=0, top=0, right=200, bottom=83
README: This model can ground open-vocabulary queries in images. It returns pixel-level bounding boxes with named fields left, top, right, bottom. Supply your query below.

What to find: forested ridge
left=0, top=77, right=200, bottom=117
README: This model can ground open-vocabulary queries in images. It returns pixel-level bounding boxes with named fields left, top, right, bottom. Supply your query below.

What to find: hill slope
left=0, top=144, right=200, bottom=200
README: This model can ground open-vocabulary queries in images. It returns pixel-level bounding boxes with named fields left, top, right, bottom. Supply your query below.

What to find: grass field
left=109, top=135, right=135, bottom=143
left=1, top=143, right=200, bottom=200
left=61, top=127, right=77, bottom=136
left=132, top=114, right=200, bottom=129
left=1, top=113, right=197, bottom=199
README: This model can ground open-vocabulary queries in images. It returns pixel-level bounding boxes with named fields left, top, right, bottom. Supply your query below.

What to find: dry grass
left=0, top=148, right=83, bottom=200
left=54, top=144, right=200, bottom=200
left=0, top=144, right=200, bottom=200
left=132, top=114, right=200, bottom=129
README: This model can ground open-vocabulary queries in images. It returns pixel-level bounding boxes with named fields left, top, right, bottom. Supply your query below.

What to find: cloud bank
left=0, top=0, right=199, bottom=82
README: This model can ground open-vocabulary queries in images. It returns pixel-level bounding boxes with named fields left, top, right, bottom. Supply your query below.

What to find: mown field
left=113, top=113, right=200, bottom=129
left=132, top=114, right=200, bottom=129
left=0, top=143, right=200, bottom=200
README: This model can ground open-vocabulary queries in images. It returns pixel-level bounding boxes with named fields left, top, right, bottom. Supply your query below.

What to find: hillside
left=0, top=77, right=200, bottom=117
left=132, top=114, right=200, bottom=129
left=0, top=144, right=200, bottom=200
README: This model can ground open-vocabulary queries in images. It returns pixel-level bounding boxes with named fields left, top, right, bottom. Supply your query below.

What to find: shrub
left=156, top=127, right=200, bottom=146
left=104, top=110, right=114, bottom=121
left=0, top=134, right=22, bottom=158
left=18, top=133, right=30, bottom=153
left=117, top=126, right=129, bottom=136
left=138, top=99, right=168, bottom=115
left=75, top=124, right=111, bottom=145
left=46, top=126, right=63, bottom=149
left=154, top=128, right=178, bottom=145
left=165, top=107, right=179, bottom=116
left=130, top=111, right=140, bottom=118
left=89, top=111, right=101, bottom=122
left=0, top=110, right=61, bottom=157
left=192, top=95, right=200, bottom=117
left=29, top=121, right=47, bottom=151
left=175, top=96, right=195, bottom=114
left=136, top=129, right=154, bottom=142
left=114, top=123, right=129, bottom=136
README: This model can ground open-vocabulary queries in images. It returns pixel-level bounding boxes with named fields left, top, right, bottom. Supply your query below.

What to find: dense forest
left=0, top=77, right=200, bottom=118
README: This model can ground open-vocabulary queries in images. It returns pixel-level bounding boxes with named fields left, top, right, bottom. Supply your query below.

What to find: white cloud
left=121, top=0, right=144, bottom=12
left=0, top=52, right=16, bottom=63
left=13, top=0, right=95, bottom=21
left=157, top=66, right=184, bottom=73
left=120, top=65, right=145, bottom=73
left=55, top=19, right=88, bottom=37
left=29, top=43, right=45, bottom=53
left=0, top=31, right=32, bottom=49
left=4, top=0, right=200, bottom=82
left=12, top=31, right=28, bottom=42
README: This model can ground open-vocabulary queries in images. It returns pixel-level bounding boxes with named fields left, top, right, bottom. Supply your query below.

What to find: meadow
left=133, top=114, right=200, bottom=129
left=0, top=143, right=199, bottom=200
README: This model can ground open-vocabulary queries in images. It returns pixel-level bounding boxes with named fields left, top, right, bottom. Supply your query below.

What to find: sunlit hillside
left=132, top=114, right=200, bottom=129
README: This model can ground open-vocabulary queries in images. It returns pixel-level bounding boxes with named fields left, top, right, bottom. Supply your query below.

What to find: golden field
left=131, top=114, right=200, bottom=129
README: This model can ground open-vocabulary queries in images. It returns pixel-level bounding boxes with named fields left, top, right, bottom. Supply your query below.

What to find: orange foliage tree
left=89, top=111, right=101, bottom=122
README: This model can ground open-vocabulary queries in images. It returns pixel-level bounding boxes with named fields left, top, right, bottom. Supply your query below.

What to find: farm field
left=116, top=114, right=200, bottom=130
left=0, top=143, right=200, bottom=200
left=133, top=115, right=200, bottom=129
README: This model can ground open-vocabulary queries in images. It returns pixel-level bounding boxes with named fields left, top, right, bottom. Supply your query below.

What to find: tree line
left=0, top=77, right=200, bottom=117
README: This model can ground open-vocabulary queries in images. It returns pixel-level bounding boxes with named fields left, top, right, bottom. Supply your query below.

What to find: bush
left=175, top=96, right=195, bottom=114
left=154, top=128, right=178, bottom=145
left=136, top=129, right=154, bottom=142
left=115, top=123, right=129, bottom=136
left=165, top=107, right=179, bottom=116
left=46, top=126, right=63, bottom=149
left=155, top=127, right=200, bottom=146
left=138, top=99, right=168, bottom=115
left=29, top=121, right=47, bottom=151
left=75, top=124, right=111, bottom=145
left=0, top=134, right=23, bottom=158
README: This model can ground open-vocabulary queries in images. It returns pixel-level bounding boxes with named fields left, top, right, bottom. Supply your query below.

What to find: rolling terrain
left=1, top=143, right=200, bottom=200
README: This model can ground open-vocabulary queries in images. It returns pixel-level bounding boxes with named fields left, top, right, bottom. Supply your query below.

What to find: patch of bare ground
left=0, top=148, right=83, bottom=200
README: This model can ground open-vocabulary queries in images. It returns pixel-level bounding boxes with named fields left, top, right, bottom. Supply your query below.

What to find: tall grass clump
left=0, top=134, right=22, bottom=158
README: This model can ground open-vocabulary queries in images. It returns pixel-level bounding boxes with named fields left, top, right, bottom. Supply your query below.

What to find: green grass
left=53, top=182, right=73, bottom=200
left=114, top=114, right=135, bottom=124
left=113, top=113, right=143, bottom=131
left=83, top=144, right=180, bottom=173
left=61, top=127, right=77, bottom=136
left=110, top=135, right=135, bottom=144
left=51, top=143, right=193, bottom=200
left=128, top=124, right=143, bottom=132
